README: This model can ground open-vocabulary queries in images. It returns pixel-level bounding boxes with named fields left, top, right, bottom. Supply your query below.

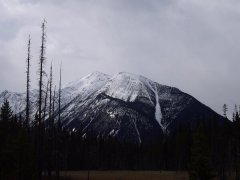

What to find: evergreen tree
left=1, top=104, right=37, bottom=180
left=0, top=101, right=16, bottom=180
left=223, top=104, right=228, bottom=118
left=233, top=110, right=240, bottom=180
left=189, top=123, right=215, bottom=180
left=0, top=99, right=13, bottom=122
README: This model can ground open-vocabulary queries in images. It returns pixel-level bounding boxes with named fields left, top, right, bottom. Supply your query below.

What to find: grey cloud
left=0, top=0, right=240, bottom=116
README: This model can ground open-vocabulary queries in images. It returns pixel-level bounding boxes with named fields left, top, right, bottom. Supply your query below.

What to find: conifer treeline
left=0, top=20, right=240, bottom=180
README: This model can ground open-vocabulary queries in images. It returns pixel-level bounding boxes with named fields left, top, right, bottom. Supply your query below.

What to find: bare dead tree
left=47, top=64, right=53, bottom=177
left=49, top=63, right=53, bottom=129
left=52, top=85, right=56, bottom=122
left=37, top=19, right=47, bottom=180
left=56, top=64, right=62, bottom=179
left=52, top=85, right=57, bottom=176
left=58, top=64, right=62, bottom=129
left=26, top=35, right=31, bottom=128
left=43, top=80, right=49, bottom=122
left=38, top=19, right=47, bottom=127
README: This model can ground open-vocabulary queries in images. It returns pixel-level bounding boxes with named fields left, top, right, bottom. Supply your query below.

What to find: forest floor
left=42, top=171, right=237, bottom=180
left=42, top=171, right=236, bottom=180
left=58, top=171, right=190, bottom=180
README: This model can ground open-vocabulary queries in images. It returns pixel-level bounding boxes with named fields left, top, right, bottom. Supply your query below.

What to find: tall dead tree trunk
left=52, top=86, right=57, bottom=176
left=38, top=20, right=46, bottom=129
left=56, top=65, right=62, bottom=179
left=58, top=65, right=62, bottom=129
left=43, top=80, right=49, bottom=122
left=49, top=63, right=53, bottom=129
left=47, top=64, right=53, bottom=178
left=26, top=35, right=31, bottom=128
left=52, top=86, right=56, bottom=122
left=37, top=19, right=47, bottom=180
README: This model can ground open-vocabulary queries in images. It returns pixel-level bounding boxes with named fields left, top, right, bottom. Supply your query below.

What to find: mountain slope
left=59, top=72, right=226, bottom=143
left=0, top=72, right=226, bottom=143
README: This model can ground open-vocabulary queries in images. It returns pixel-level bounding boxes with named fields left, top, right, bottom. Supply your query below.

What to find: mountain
left=0, top=71, right=226, bottom=143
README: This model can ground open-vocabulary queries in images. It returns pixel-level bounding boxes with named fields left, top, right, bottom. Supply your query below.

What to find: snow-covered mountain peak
left=97, top=72, right=155, bottom=103
left=65, top=71, right=111, bottom=89
left=0, top=71, right=226, bottom=142
left=117, top=71, right=140, bottom=77
left=112, top=72, right=163, bottom=88
left=114, top=72, right=150, bottom=82
left=62, top=72, right=111, bottom=103
left=90, top=71, right=110, bottom=77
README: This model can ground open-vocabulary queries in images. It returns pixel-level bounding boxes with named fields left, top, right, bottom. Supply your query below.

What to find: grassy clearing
left=59, top=171, right=189, bottom=180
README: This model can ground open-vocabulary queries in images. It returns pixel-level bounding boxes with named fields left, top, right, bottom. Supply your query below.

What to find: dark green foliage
left=0, top=98, right=236, bottom=180
left=223, top=104, right=228, bottom=118
left=0, top=100, right=36, bottom=180
left=233, top=109, right=240, bottom=180
left=0, top=99, right=13, bottom=122
left=189, top=123, right=215, bottom=180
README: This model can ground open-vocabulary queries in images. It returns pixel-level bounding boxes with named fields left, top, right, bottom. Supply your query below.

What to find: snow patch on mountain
left=0, top=91, right=26, bottom=114
left=100, top=72, right=141, bottom=102
left=144, top=81, right=166, bottom=133
left=133, top=119, right=141, bottom=144
left=154, top=85, right=165, bottom=133
left=63, top=71, right=111, bottom=103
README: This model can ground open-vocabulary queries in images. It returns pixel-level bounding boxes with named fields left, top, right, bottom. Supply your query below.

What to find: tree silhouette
left=189, top=123, right=215, bottom=180
left=0, top=99, right=13, bottom=122
left=25, top=35, right=31, bottom=128
left=37, top=19, right=47, bottom=180
left=223, top=104, right=228, bottom=118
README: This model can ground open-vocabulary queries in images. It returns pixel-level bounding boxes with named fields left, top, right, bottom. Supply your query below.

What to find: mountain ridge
left=0, top=71, right=227, bottom=143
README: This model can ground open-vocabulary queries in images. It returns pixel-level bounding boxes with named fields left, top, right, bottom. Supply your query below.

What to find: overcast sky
left=0, top=0, right=240, bottom=116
